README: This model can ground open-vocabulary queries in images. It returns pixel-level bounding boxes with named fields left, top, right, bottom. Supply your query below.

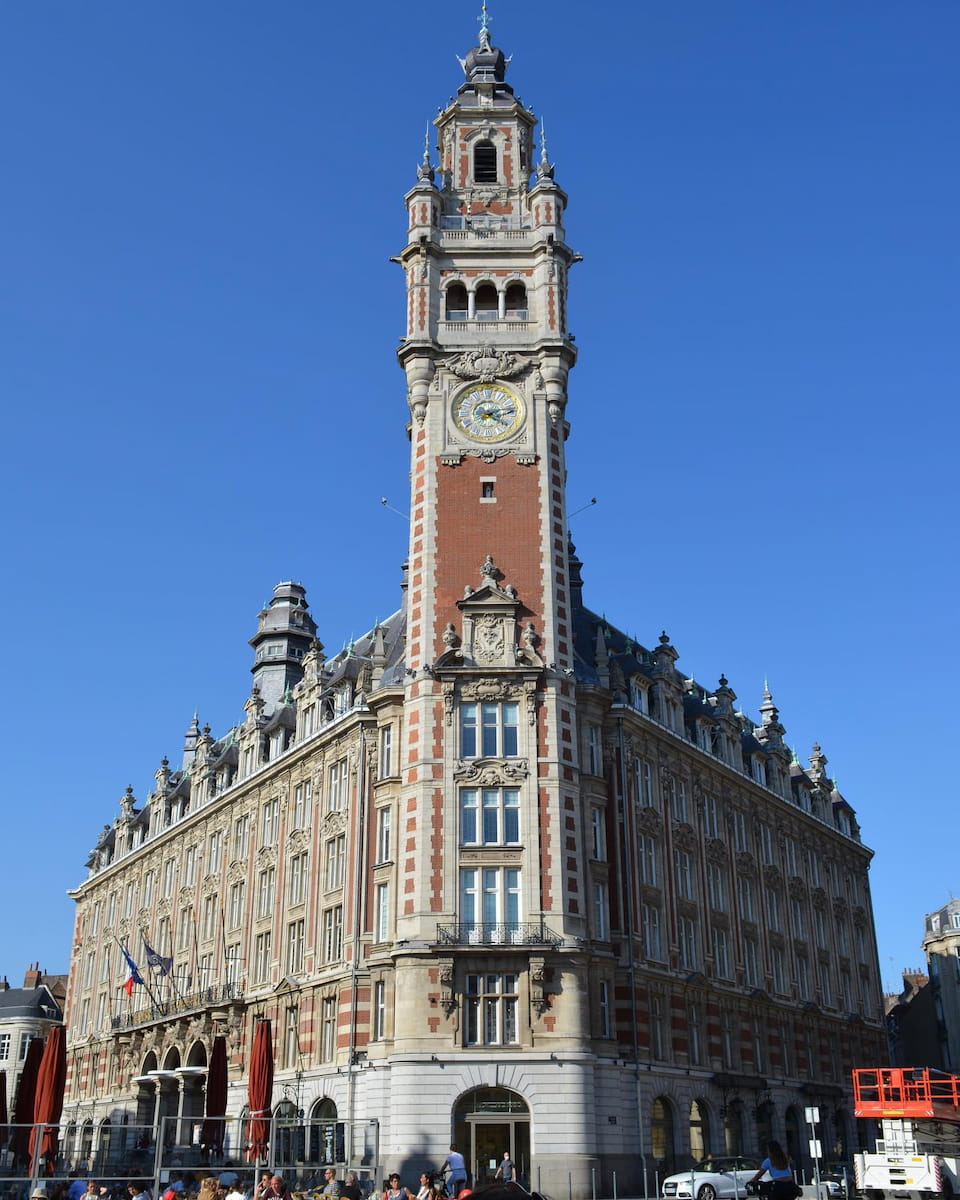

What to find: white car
left=662, top=1157, right=763, bottom=1200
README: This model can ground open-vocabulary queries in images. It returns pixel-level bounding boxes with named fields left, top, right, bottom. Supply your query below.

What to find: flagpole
left=115, top=937, right=162, bottom=1009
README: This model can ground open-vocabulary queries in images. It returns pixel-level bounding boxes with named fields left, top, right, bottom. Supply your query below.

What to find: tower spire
left=477, top=1, right=491, bottom=50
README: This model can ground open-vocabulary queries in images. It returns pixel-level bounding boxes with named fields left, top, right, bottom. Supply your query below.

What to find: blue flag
left=143, top=938, right=173, bottom=976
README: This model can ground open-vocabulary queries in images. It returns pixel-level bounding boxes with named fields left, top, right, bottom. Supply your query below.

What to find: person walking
left=749, top=1142, right=799, bottom=1200
left=494, top=1155, right=513, bottom=1185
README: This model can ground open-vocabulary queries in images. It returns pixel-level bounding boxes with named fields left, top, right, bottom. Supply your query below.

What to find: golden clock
left=452, top=383, right=525, bottom=442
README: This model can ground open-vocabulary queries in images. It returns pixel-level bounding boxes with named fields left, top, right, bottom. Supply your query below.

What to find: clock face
left=453, top=383, right=525, bottom=442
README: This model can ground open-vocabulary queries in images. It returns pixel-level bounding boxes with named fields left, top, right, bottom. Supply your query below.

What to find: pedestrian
left=749, top=1142, right=800, bottom=1200
left=383, top=1174, right=413, bottom=1200
left=128, top=1182, right=151, bottom=1200
left=340, top=1174, right=362, bottom=1200
left=493, top=1155, right=514, bottom=1185
left=415, top=1175, right=432, bottom=1200
left=321, top=1170, right=341, bottom=1200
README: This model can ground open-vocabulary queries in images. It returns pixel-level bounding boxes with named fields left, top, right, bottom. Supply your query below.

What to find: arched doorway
left=309, top=1097, right=343, bottom=1165
left=690, top=1100, right=711, bottom=1161
left=724, top=1099, right=744, bottom=1155
left=651, top=1096, right=676, bottom=1179
left=785, top=1108, right=803, bottom=1175
left=832, top=1108, right=849, bottom=1162
left=755, top=1102, right=775, bottom=1154
left=159, top=1046, right=181, bottom=1148
left=453, top=1087, right=530, bottom=1188
left=79, top=1119, right=94, bottom=1171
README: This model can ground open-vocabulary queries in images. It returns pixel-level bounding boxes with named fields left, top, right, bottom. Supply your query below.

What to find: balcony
left=109, top=982, right=244, bottom=1033
left=436, top=922, right=563, bottom=948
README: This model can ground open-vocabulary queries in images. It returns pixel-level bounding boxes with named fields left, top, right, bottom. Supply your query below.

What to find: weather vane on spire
left=477, top=2, right=492, bottom=51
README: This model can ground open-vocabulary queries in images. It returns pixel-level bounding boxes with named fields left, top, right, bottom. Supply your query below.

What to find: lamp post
left=804, top=1107, right=822, bottom=1199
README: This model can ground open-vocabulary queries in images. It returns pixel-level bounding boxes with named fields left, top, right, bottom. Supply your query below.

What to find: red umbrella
left=10, top=1037, right=44, bottom=1168
left=246, top=1019, right=273, bottom=1163
left=30, top=1025, right=68, bottom=1175
left=200, top=1035, right=228, bottom=1154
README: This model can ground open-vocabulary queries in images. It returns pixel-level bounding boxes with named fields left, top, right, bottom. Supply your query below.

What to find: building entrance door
left=454, top=1088, right=530, bottom=1189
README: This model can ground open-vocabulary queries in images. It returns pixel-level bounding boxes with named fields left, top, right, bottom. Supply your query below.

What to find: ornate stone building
left=63, top=18, right=886, bottom=1197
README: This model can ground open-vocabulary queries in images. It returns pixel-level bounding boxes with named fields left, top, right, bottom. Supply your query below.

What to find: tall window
left=375, top=806, right=392, bottom=863
left=590, top=807, right=606, bottom=861
left=461, top=702, right=519, bottom=757
left=225, top=943, right=241, bottom=986
left=712, top=927, right=730, bottom=978
left=460, top=788, right=520, bottom=845
left=229, top=881, right=245, bottom=929
left=142, top=870, right=155, bottom=908
left=706, top=862, right=725, bottom=910
left=321, top=996, right=337, bottom=1061
left=460, top=868, right=520, bottom=938
left=197, top=952, right=214, bottom=987
left=688, top=1005, right=702, bottom=1065
left=674, top=849, right=694, bottom=900
left=327, top=759, right=348, bottom=812
left=651, top=996, right=664, bottom=1060
left=643, top=904, right=662, bottom=960
left=233, top=814, right=250, bottom=860
left=162, top=859, right=176, bottom=898
left=753, top=1018, right=765, bottom=1071
left=253, top=931, right=271, bottom=983
left=758, top=823, right=774, bottom=864
left=379, top=726, right=393, bottom=778
left=587, top=725, right=602, bottom=775
left=202, top=895, right=217, bottom=941
left=322, top=906, right=343, bottom=962
left=732, top=809, right=748, bottom=852
left=465, top=974, right=518, bottom=1045
left=177, top=908, right=193, bottom=952
left=703, top=793, right=720, bottom=840
left=738, top=875, right=755, bottom=921
left=767, top=889, right=781, bottom=931
left=744, top=936, right=760, bottom=987
left=257, top=867, right=276, bottom=919
left=292, top=781, right=311, bottom=829
left=207, top=830, right=223, bottom=874
left=668, top=776, right=687, bottom=822
left=325, top=835, right=346, bottom=891
left=598, top=980, right=612, bottom=1038
left=373, top=980, right=386, bottom=1040
left=261, top=799, right=279, bottom=846
left=374, top=882, right=389, bottom=943
left=785, top=836, right=799, bottom=877
left=771, top=945, right=786, bottom=994
left=286, top=919, right=305, bottom=974
left=283, top=1005, right=299, bottom=1070
left=814, top=907, right=827, bottom=947
left=183, top=844, right=198, bottom=887
left=796, top=953, right=810, bottom=999
left=289, top=852, right=308, bottom=906
left=593, top=882, right=609, bottom=941
left=636, top=760, right=655, bottom=808
left=791, top=897, right=806, bottom=940
left=0, top=1034, right=9, bottom=1061
left=472, top=140, right=498, bottom=183
left=679, top=917, right=697, bottom=970
left=639, top=835, right=657, bottom=885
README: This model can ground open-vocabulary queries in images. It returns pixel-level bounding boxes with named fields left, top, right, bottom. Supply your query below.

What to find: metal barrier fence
left=0, top=1118, right=379, bottom=1199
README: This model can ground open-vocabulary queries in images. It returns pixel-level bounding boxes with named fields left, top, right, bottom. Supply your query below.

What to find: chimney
left=23, top=962, right=42, bottom=989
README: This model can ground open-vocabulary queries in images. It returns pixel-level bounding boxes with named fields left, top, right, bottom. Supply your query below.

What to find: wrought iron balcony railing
left=436, top=922, right=563, bottom=948
left=109, top=982, right=244, bottom=1032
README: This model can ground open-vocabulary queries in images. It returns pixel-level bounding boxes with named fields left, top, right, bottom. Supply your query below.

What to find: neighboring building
left=922, top=899, right=960, bottom=1070
left=0, top=964, right=66, bottom=1112
left=62, top=18, right=887, bottom=1197
left=885, top=970, right=940, bottom=1068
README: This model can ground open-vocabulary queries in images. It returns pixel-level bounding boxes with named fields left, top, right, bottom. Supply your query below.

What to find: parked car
left=662, top=1158, right=763, bottom=1200
left=818, top=1165, right=852, bottom=1198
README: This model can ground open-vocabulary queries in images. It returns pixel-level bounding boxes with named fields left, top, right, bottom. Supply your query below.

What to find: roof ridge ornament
left=478, top=1, right=492, bottom=52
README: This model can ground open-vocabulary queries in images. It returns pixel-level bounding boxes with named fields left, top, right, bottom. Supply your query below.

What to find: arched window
left=446, top=283, right=468, bottom=321
left=473, top=141, right=498, bottom=183
left=651, top=1096, right=676, bottom=1171
left=690, top=1099, right=711, bottom=1160
left=504, top=282, right=528, bottom=320
left=475, top=283, right=499, bottom=321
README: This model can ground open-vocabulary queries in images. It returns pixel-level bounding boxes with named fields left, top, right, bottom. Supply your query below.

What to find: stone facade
left=0, top=965, right=65, bottom=1114
left=63, top=20, right=886, bottom=1199
left=921, top=899, right=960, bottom=1071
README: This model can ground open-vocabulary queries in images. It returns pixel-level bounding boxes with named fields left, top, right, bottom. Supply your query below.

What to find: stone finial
left=442, top=622, right=460, bottom=648
left=480, top=554, right=501, bottom=588
left=417, top=126, right=436, bottom=184
left=119, top=785, right=136, bottom=819
left=808, top=742, right=828, bottom=781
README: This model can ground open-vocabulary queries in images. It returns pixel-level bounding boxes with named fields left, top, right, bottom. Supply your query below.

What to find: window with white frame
left=198, top=952, right=214, bottom=987
left=818, top=959, right=832, bottom=1006
left=636, top=759, right=656, bottom=808
left=374, top=882, right=389, bottom=943
left=283, top=1005, right=299, bottom=1069
left=257, top=867, right=276, bottom=919
left=286, top=919, right=305, bottom=974
left=0, top=1033, right=9, bottom=1061
left=207, top=830, right=223, bottom=874
left=679, top=916, right=697, bottom=970
left=587, top=725, right=602, bottom=775
left=674, top=849, right=695, bottom=900
left=732, top=809, right=748, bottom=852
left=292, top=780, right=311, bottom=829
left=767, top=889, right=781, bottom=931
left=261, top=798, right=279, bottom=846
left=712, top=927, right=731, bottom=978
left=464, top=973, right=518, bottom=1046
left=460, top=787, right=520, bottom=845
left=643, top=903, right=662, bottom=960
left=379, top=725, right=393, bottom=778
left=177, top=907, right=192, bottom=951
left=791, top=897, right=805, bottom=940
left=321, top=996, right=337, bottom=1061
left=99, top=946, right=110, bottom=982
left=590, top=807, right=606, bottom=861
left=373, top=979, right=386, bottom=1040
left=460, top=701, right=519, bottom=757
left=253, top=931, right=271, bottom=983
left=233, top=814, right=250, bottom=860
left=758, top=823, right=774, bottom=864
left=322, top=905, right=343, bottom=962
left=796, top=953, right=810, bottom=999
left=202, top=895, right=217, bottom=941
left=183, top=844, right=198, bottom=887
left=106, top=892, right=117, bottom=929
left=327, top=759, right=348, bottom=812
left=738, top=875, right=755, bottom=921
left=287, top=852, right=306, bottom=906
left=638, top=834, right=658, bottom=885
left=142, top=870, right=155, bottom=908
left=228, top=881, right=245, bottom=929
left=813, top=906, right=827, bottom=947
left=162, top=859, right=176, bottom=898
left=744, top=935, right=760, bottom=987
left=593, top=882, right=609, bottom=941
left=706, top=862, right=725, bottom=910
left=703, top=792, right=720, bottom=840
left=688, top=1004, right=702, bottom=1064
left=629, top=679, right=648, bottom=713
left=325, top=834, right=346, bottom=891
left=598, top=980, right=612, bottom=1038
left=753, top=756, right=767, bottom=785
left=785, top=836, right=799, bottom=876
left=460, top=867, right=520, bottom=937
left=668, top=776, right=687, bottom=822
left=225, top=943, right=241, bottom=986
left=375, top=806, right=392, bottom=863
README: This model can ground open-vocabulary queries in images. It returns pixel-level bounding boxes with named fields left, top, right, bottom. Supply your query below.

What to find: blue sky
left=3, top=2, right=957, bottom=996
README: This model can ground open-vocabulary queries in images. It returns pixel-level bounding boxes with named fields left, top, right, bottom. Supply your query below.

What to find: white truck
left=853, top=1068, right=960, bottom=1199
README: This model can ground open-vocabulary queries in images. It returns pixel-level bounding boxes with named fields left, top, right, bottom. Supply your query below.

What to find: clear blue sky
left=3, top=2, right=957, bottom=996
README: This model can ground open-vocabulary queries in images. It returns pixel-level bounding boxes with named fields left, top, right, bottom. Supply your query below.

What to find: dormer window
left=473, top=141, right=498, bottom=183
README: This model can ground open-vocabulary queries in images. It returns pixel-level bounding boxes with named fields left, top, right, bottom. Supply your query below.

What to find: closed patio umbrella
left=0, top=1068, right=8, bottom=1138
left=200, top=1035, right=228, bottom=1155
left=30, top=1025, right=68, bottom=1175
left=10, top=1037, right=43, bottom=1168
left=246, top=1019, right=273, bottom=1163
